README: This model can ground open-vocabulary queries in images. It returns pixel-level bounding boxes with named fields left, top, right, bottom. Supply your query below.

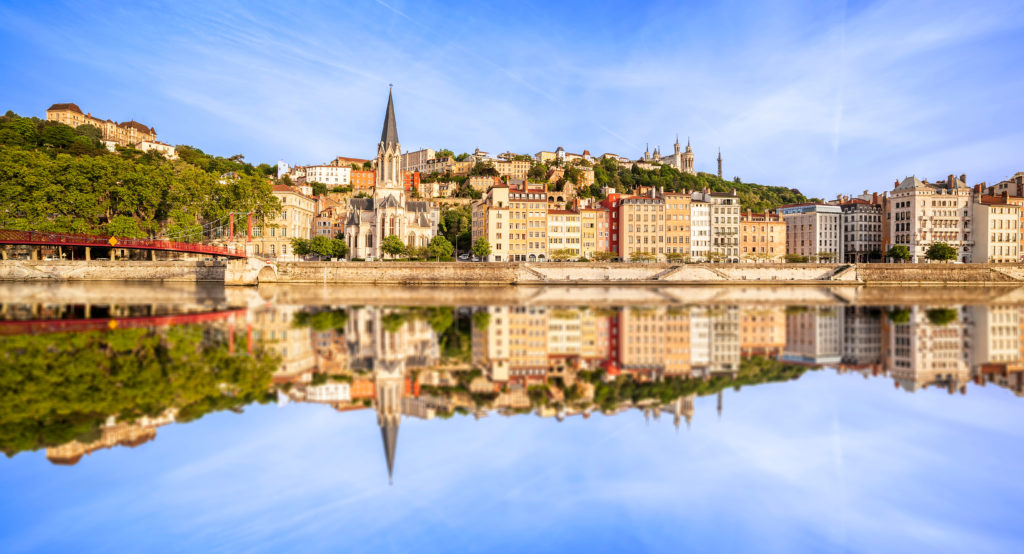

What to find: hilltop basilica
left=643, top=136, right=696, bottom=175
left=344, top=90, right=439, bottom=260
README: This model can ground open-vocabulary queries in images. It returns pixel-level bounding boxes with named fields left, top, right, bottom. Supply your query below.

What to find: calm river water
left=1, top=283, right=1023, bottom=553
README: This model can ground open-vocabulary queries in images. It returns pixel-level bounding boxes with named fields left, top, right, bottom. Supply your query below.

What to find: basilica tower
left=682, top=137, right=695, bottom=175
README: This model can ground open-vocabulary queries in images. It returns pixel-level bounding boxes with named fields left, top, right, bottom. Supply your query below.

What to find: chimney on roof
left=948, top=174, right=956, bottom=188
left=894, top=180, right=899, bottom=189
left=960, top=174, right=967, bottom=185
left=872, top=192, right=879, bottom=204
left=1002, top=191, right=1009, bottom=202
left=974, top=184, right=982, bottom=194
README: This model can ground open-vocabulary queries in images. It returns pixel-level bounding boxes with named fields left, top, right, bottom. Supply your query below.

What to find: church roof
left=379, top=195, right=401, bottom=209
left=349, top=197, right=374, bottom=211
left=380, top=90, right=399, bottom=146
left=406, top=201, right=431, bottom=212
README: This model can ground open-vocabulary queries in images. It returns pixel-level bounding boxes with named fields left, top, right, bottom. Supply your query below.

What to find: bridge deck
left=0, top=230, right=246, bottom=258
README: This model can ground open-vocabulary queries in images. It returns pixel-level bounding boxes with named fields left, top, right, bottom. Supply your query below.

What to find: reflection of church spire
left=380, top=419, right=398, bottom=485
left=374, top=359, right=404, bottom=484
left=717, top=390, right=723, bottom=419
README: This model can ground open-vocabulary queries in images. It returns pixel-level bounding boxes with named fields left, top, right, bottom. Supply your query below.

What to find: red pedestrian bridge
left=0, top=229, right=247, bottom=259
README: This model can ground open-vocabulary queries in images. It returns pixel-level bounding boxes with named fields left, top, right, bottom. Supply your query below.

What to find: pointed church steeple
left=380, top=87, right=399, bottom=147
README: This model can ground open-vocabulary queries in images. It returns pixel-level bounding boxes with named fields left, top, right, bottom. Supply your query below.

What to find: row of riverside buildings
left=128, top=88, right=1021, bottom=264
left=470, top=171, right=1024, bottom=263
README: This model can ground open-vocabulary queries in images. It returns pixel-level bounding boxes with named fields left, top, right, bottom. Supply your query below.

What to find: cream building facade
left=888, top=175, right=973, bottom=263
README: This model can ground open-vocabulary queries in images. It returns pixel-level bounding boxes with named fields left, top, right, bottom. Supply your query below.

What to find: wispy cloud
left=0, top=0, right=1021, bottom=197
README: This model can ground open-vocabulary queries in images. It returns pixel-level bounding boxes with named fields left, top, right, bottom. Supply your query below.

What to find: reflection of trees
left=584, top=356, right=811, bottom=412
left=417, top=356, right=813, bottom=416
left=292, top=309, right=348, bottom=332
left=926, top=308, right=958, bottom=327
left=0, top=325, right=280, bottom=457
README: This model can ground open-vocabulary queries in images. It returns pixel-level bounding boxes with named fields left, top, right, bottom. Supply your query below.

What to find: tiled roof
left=47, top=103, right=82, bottom=113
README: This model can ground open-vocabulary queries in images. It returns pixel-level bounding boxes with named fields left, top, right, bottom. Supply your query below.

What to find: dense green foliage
left=438, top=204, right=472, bottom=251
left=381, top=234, right=405, bottom=258
left=529, top=157, right=807, bottom=212
left=429, top=235, right=455, bottom=260
left=0, top=111, right=279, bottom=238
left=291, top=236, right=348, bottom=258
left=472, top=237, right=491, bottom=259
left=0, top=325, right=280, bottom=457
left=594, top=158, right=808, bottom=211
left=887, top=245, right=911, bottom=262
left=925, top=242, right=957, bottom=262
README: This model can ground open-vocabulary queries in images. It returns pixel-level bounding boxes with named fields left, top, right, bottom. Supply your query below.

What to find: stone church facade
left=345, top=90, right=439, bottom=260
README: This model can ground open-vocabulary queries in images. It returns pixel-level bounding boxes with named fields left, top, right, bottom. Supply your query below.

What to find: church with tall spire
left=345, top=88, right=439, bottom=260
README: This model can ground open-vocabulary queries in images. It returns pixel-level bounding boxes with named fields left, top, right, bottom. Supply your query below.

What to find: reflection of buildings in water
left=884, top=306, right=971, bottom=394
left=616, top=307, right=691, bottom=378
left=967, top=305, right=1024, bottom=396
left=250, top=304, right=316, bottom=380
left=345, top=308, right=439, bottom=373
left=782, top=307, right=843, bottom=366
left=615, top=306, right=741, bottom=380
left=740, top=306, right=787, bottom=358
left=471, top=306, right=549, bottom=383
left=839, top=306, right=883, bottom=375
left=46, top=409, right=178, bottom=466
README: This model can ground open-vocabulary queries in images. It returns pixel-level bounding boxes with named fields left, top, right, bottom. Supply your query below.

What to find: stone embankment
left=3, top=259, right=1024, bottom=286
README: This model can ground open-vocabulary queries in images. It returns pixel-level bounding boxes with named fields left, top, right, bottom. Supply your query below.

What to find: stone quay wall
left=3, top=259, right=1024, bottom=286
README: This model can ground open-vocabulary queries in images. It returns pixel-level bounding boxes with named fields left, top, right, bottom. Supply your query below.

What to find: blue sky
left=1, top=0, right=1023, bottom=198
left=2, top=371, right=1023, bottom=553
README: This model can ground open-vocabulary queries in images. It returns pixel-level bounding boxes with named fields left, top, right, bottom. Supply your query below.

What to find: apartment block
left=840, top=199, right=883, bottom=263
left=618, top=193, right=666, bottom=261
left=471, top=184, right=510, bottom=262
left=972, top=193, right=1021, bottom=263
left=740, top=210, right=786, bottom=262
left=664, top=192, right=692, bottom=259
left=778, top=203, right=843, bottom=261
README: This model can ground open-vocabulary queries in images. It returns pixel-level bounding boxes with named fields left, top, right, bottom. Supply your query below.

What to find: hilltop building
left=46, top=103, right=157, bottom=147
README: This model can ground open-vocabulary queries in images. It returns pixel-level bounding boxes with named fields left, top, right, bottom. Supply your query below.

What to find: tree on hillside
left=887, top=245, right=911, bottom=263
left=436, top=148, right=454, bottom=159
left=925, top=242, right=957, bottom=263
left=381, top=235, right=405, bottom=259
left=310, top=182, right=328, bottom=197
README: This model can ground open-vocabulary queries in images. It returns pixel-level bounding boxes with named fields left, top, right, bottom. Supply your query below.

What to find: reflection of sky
left=2, top=371, right=1023, bottom=553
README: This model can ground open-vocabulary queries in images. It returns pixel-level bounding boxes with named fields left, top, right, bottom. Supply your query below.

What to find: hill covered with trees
left=551, top=157, right=811, bottom=212
left=0, top=111, right=280, bottom=240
